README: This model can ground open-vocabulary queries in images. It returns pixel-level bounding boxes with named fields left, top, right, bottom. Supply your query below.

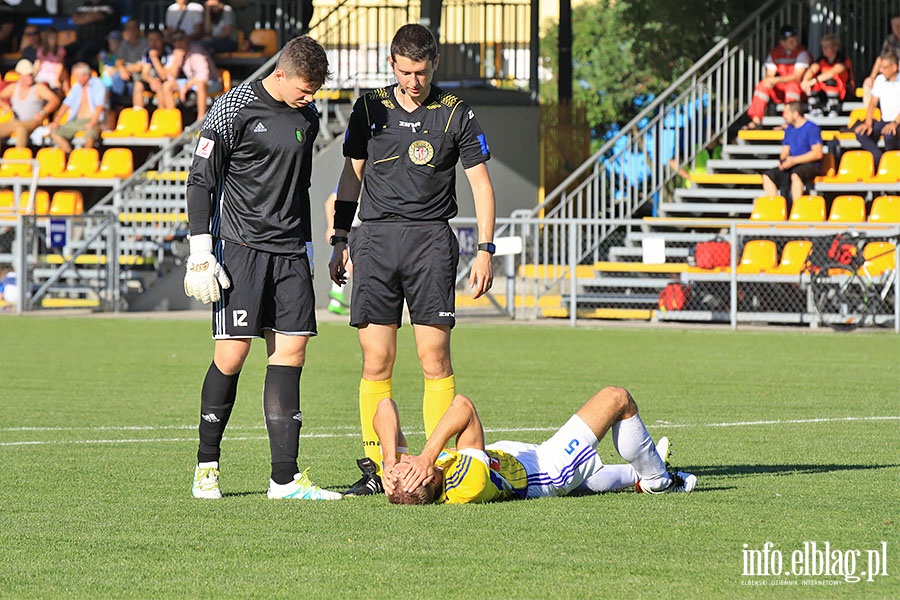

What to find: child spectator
left=133, top=30, right=175, bottom=111
left=165, top=32, right=221, bottom=123
left=34, top=27, right=67, bottom=94
left=801, top=33, right=853, bottom=117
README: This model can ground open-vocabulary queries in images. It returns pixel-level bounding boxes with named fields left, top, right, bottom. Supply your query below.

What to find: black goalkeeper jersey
left=186, top=79, right=319, bottom=257
left=343, top=84, right=491, bottom=222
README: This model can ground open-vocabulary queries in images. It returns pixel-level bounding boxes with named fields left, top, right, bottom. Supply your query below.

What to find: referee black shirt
left=187, top=79, right=320, bottom=257
left=343, top=84, right=491, bottom=222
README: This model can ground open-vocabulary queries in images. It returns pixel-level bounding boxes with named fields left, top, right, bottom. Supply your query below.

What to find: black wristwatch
left=329, top=235, right=349, bottom=246
left=477, top=242, right=496, bottom=255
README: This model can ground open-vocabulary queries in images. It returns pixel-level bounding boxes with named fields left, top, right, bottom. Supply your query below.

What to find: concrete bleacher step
left=625, top=231, right=719, bottom=244
left=706, top=158, right=779, bottom=172
left=658, top=202, right=753, bottom=217
left=541, top=307, right=655, bottom=320
left=582, top=276, right=673, bottom=289
left=674, top=187, right=760, bottom=200
left=761, top=115, right=846, bottom=128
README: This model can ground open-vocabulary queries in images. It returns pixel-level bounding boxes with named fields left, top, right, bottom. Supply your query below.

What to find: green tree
left=540, top=0, right=758, bottom=140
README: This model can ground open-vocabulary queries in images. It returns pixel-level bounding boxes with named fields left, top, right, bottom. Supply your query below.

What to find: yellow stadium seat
left=859, top=242, right=896, bottom=277
left=0, top=147, right=34, bottom=177
left=788, top=195, right=826, bottom=222
left=18, top=189, right=51, bottom=215
left=90, top=148, right=133, bottom=179
left=735, top=239, right=778, bottom=274
left=869, top=196, right=900, bottom=223
left=139, top=108, right=182, bottom=138
left=0, top=109, right=12, bottom=124
left=49, top=190, right=84, bottom=215
left=0, top=189, right=14, bottom=220
left=749, top=195, right=786, bottom=221
left=769, top=240, right=813, bottom=275
left=817, top=150, right=875, bottom=183
left=63, top=148, right=100, bottom=177
left=828, top=195, right=866, bottom=223
left=3, top=71, right=19, bottom=82
left=102, top=107, right=150, bottom=138
left=868, top=151, right=900, bottom=183
left=36, top=147, right=67, bottom=178
left=846, top=107, right=880, bottom=128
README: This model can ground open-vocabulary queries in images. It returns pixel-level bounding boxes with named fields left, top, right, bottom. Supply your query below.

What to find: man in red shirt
left=744, top=25, right=811, bottom=129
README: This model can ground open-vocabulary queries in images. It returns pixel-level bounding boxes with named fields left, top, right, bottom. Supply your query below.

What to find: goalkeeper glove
left=183, top=234, right=231, bottom=304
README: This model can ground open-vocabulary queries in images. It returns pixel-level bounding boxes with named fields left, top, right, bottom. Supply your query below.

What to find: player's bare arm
left=465, top=163, right=496, bottom=298
left=400, top=394, right=486, bottom=492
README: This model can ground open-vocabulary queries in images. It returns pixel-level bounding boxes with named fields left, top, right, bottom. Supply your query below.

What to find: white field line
left=0, top=416, right=897, bottom=448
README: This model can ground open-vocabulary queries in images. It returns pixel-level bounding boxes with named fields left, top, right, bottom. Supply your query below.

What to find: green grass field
left=1, top=316, right=898, bottom=598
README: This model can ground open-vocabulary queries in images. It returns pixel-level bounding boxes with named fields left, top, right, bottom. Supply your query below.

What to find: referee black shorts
left=213, top=241, right=317, bottom=339
left=349, top=220, right=458, bottom=328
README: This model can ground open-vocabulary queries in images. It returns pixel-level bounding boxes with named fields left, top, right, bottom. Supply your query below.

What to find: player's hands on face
left=469, top=252, right=493, bottom=299
left=399, top=454, right=436, bottom=493
left=328, top=245, right=349, bottom=286
left=183, top=234, right=231, bottom=304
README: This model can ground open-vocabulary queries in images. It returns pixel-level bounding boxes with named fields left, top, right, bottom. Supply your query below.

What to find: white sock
left=198, top=461, right=218, bottom=469
left=612, top=414, right=670, bottom=492
left=580, top=464, right=638, bottom=492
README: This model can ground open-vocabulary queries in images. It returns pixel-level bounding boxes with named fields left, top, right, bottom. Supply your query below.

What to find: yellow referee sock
left=359, top=378, right=391, bottom=474
left=423, top=374, right=455, bottom=439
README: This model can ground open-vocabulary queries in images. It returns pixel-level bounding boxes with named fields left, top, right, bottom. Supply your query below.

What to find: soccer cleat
left=267, top=468, right=342, bottom=500
left=636, top=470, right=697, bottom=494
left=192, top=462, right=223, bottom=499
left=327, top=299, right=349, bottom=315
left=344, top=457, right=384, bottom=496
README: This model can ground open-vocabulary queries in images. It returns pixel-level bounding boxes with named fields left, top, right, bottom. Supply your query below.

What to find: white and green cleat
left=267, top=468, right=342, bottom=500
left=192, top=462, right=223, bottom=499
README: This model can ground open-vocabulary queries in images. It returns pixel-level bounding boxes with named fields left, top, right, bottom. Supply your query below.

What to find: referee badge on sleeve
left=295, top=129, right=304, bottom=144
left=408, top=140, right=435, bottom=165
left=195, top=137, right=215, bottom=159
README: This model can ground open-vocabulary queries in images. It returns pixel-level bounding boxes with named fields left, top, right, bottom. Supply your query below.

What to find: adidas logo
left=253, top=121, right=267, bottom=133
left=201, top=413, right=220, bottom=423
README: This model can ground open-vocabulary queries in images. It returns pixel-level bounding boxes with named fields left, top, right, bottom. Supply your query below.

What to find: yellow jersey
left=436, top=448, right=529, bottom=504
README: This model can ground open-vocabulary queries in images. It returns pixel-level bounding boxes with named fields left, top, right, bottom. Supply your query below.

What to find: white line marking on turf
left=0, top=416, right=897, bottom=447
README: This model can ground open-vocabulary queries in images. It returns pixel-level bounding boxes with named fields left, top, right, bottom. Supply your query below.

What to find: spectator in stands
left=0, top=14, right=26, bottom=56
left=115, top=19, right=149, bottom=98
left=862, top=12, right=900, bottom=106
left=801, top=33, right=853, bottom=117
left=761, top=101, right=823, bottom=207
left=165, top=32, right=222, bottom=123
left=66, top=0, right=119, bottom=69
left=0, top=59, right=61, bottom=149
left=201, top=0, right=237, bottom=54
left=133, top=30, right=175, bottom=111
left=34, top=27, right=67, bottom=95
left=165, top=0, right=205, bottom=41
left=743, top=25, right=810, bottom=130
left=48, top=62, right=107, bottom=153
left=19, top=24, right=41, bottom=63
left=854, top=52, right=900, bottom=165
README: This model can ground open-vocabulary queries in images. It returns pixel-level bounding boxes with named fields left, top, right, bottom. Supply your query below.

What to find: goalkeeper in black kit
left=182, top=36, right=341, bottom=501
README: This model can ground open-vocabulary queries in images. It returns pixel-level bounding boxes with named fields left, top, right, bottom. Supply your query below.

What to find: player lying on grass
left=373, top=386, right=697, bottom=504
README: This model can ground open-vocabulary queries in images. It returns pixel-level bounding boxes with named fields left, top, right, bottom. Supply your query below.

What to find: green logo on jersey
left=295, top=129, right=304, bottom=144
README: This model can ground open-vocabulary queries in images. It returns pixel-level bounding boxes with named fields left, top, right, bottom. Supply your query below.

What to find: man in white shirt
left=854, top=52, right=900, bottom=164
left=165, top=0, right=205, bottom=40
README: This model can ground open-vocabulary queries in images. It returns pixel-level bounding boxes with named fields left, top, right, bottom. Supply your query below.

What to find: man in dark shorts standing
left=184, top=36, right=340, bottom=501
left=328, top=23, right=497, bottom=496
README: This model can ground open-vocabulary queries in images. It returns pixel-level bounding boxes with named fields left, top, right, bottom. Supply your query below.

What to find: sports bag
left=693, top=238, right=731, bottom=269
left=658, top=282, right=690, bottom=311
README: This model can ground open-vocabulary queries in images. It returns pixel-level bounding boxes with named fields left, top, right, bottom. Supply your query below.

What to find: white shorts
left=488, top=415, right=603, bottom=498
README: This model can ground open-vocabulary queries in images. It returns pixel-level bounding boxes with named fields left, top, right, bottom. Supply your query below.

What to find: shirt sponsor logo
left=195, top=137, right=214, bottom=158
left=408, top=140, right=435, bottom=165
left=253, top=121, right=267, bottom=133
left=399, top=120, right=421, bottom=132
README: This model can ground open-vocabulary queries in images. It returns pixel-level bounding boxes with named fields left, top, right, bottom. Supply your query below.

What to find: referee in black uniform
left=329, top=24, right=497, bottom=496
left=184, top=36, right=340, bottom=501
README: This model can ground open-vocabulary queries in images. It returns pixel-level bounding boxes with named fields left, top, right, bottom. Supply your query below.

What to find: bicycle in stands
left=805, top=231, right=898, bottom=330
